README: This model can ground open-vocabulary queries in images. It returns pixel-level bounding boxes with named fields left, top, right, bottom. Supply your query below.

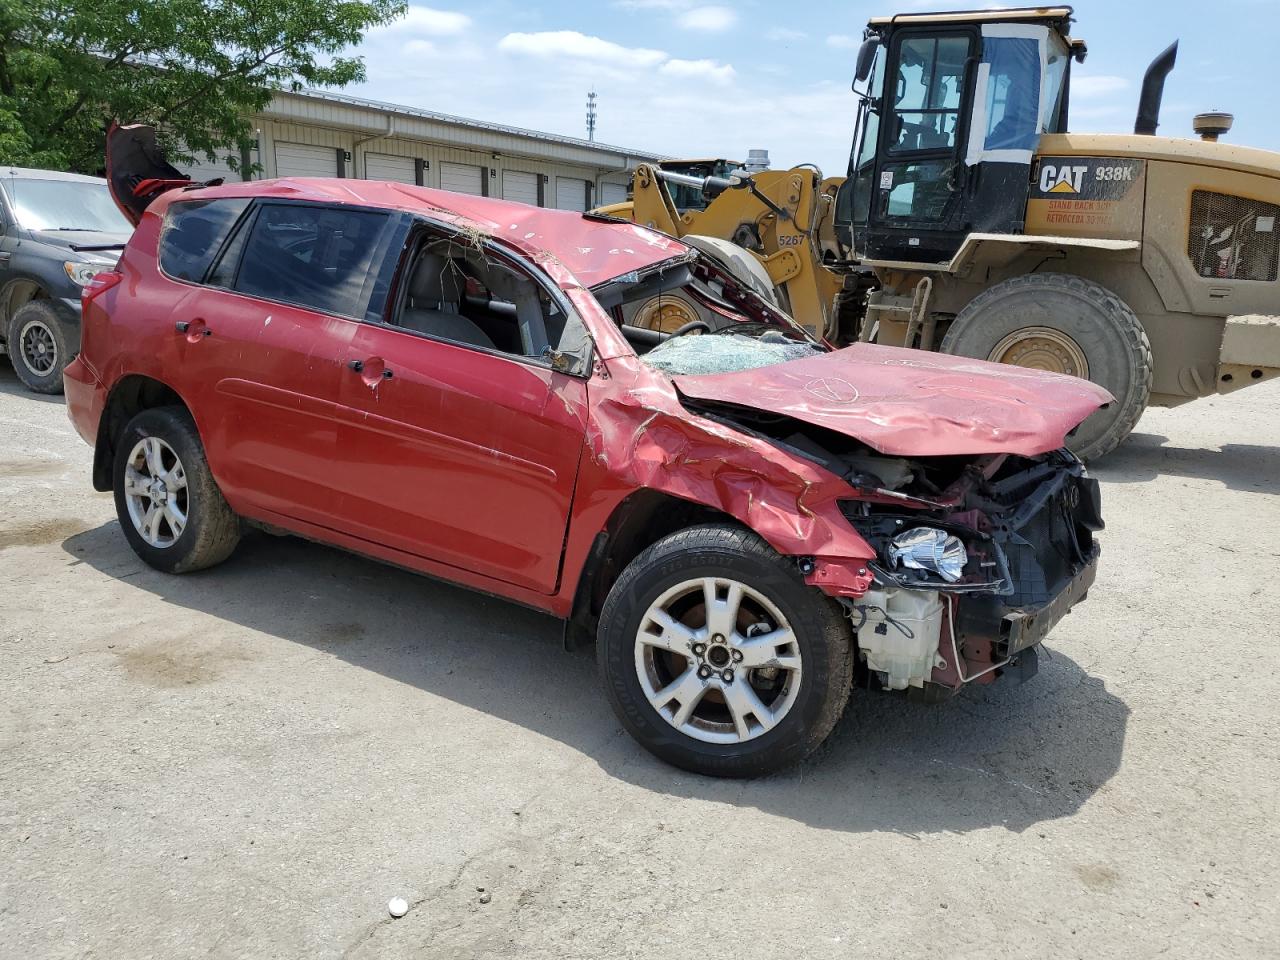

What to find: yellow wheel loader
left=598, top=6, right=1280, bottom=460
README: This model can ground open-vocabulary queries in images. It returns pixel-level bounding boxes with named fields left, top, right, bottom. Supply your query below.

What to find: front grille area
left=840, top=454, right=1103, bottom=603
left=1188, top=190, right=1280, bottom=282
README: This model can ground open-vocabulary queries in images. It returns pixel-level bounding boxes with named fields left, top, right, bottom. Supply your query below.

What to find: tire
left=7, top=300, right=70, bottom=394
left=597, top=524, right=854, bottom=777
left=940, top=273, right=1153, bottom=461
left=112, top=406, right=240, bottom=573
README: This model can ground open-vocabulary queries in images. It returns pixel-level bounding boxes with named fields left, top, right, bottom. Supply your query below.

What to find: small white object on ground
left=387, top=897, right=409, bottom=918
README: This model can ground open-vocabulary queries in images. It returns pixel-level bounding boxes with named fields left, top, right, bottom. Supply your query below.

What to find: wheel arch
left=562, top=489, right=744, bottom=650
left=92, top=374, right=192, bottom=492
left=0, top=276, right=49, bottom=331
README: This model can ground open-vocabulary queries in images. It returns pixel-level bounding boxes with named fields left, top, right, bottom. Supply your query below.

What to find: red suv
left=67, top=126, right=1109, bottom=777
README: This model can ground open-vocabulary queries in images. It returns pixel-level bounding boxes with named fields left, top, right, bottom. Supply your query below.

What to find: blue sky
left=346, top=0, right=1280, bottom=174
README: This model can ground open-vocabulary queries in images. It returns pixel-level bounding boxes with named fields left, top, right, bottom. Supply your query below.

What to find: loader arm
left=624, top=162, right=847, bottom=338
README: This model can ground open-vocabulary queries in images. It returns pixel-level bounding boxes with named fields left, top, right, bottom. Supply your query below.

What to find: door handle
left=176, top=320, right=212, bottom=336
left=348, top=359, right=393, bottom=379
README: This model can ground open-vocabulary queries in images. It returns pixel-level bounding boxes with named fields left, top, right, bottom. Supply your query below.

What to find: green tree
left=0, top=0, right=404, bottom=173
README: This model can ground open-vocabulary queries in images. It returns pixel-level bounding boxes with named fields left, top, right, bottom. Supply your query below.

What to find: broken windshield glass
left=642, top=331, right=822, bottom=376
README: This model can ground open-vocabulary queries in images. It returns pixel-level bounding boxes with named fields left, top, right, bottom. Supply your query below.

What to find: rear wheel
left=7, top=301, right=69, bottom=394
left=113, top=406, right=240, bottom=573
left=940, top=273, right=1152, bottom=461
left=597, top=524, right=854, bottom=777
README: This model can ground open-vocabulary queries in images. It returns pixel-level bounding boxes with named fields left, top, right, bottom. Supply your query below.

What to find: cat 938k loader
left=598, top=6, right=1280, bottom=460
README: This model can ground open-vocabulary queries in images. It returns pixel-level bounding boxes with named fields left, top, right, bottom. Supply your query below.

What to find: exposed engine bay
left=683, top=400, right=1104, bottom=697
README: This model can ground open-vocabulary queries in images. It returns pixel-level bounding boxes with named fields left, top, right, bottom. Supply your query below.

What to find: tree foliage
left=0, top=0, right=404, bottom=173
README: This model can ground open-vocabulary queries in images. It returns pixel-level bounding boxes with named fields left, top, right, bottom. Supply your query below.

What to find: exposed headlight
left=64, top=261, right=109, bottom=287
left=887, top=527, right=967, bottom=583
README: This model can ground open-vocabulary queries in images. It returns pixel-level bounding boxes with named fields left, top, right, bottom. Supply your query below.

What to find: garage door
left=556, top=177, right=587, bottom=212
left=275, top=142, right=339, bottom=178
left=599, top=181, right=629, bottom=206
left=502, top=170, right=539, bottom=206
left=365, top=153, right=416, bottom=184
left=440, top=162, right=483, bottom=196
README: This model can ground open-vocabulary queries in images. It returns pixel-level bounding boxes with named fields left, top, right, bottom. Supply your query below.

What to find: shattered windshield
left=592, top=252, right=825, bottom=376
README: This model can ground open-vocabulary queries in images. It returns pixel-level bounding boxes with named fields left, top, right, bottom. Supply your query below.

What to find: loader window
left=982, top=37, right=1041, bottom=152
left=890, top=35, right=968, bottom=153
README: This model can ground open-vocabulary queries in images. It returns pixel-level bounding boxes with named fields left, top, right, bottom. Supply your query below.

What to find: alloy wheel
left=123, top=436, right=189, bottom=548
left=634, top=576, right=803, bottom=744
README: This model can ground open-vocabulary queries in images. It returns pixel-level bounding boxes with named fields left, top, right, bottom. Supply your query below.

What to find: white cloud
left=498, top=31, right=667, bottom=68
left=1072, top=75, right=1130, bottom=98
left=613, top=0, right=683, bottom=8
left=677, top=5, right=737, bottom=32
left=659, top=58, right=736, bottom=85
left=402, top=39, right=438, bottom=57
left=766, top=28, right=807, bottom=42
left=378, top=5, right=471, bottom=36
left=826, top=34, right=860, bottom=50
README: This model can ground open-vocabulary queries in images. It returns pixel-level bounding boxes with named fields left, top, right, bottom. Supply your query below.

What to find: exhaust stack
left=1134, top=41, right=1178, bottom=135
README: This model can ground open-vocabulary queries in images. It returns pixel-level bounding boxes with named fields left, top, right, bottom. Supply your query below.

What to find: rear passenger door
left=171, top=199, right=403, bottom=528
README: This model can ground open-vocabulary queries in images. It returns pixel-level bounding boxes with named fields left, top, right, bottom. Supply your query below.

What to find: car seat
left=399, top=253, right=496, bottom=349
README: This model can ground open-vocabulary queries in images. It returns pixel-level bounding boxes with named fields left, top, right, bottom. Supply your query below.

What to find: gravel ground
left=1, top=362, right=1277, bottom=960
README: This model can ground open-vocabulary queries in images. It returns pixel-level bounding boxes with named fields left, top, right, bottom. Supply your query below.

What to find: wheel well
left=563, top=491, right=744, bottom=650
left=92, top=375, right=189, bottom=491
left=1, top=279, right=48, bottom=330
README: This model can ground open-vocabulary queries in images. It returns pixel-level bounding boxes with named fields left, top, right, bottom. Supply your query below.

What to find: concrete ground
left=1, top=362, right=1277, bottom=960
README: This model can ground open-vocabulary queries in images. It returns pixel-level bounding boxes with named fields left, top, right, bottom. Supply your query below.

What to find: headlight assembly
left=64, top=261, right=109, bottom=287
left=887, top=527, right=967, bottom=583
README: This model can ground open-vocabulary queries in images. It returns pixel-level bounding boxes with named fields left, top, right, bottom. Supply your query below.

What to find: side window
left=890, top=35, right=969, bottom=153
left=982, top=37, right=1042, bottom=151
left=233, top=203, right=392, bottom=319
left=158, top=199, right=251, bottom=282
left=884, top=159, right=954, bottom=221
left=393, top=235, right=582, bottom=368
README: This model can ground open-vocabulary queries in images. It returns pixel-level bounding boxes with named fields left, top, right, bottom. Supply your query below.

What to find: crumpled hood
left=673, top=342, right=1114, bottom=457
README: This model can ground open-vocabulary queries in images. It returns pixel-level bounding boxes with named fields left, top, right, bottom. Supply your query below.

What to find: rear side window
left=159, top=199, right=251, bottom=281
left=232, top=203, right=392, bottom=319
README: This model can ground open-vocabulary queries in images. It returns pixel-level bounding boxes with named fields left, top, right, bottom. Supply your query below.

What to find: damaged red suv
left=67, top=126, right=1109, bottom=777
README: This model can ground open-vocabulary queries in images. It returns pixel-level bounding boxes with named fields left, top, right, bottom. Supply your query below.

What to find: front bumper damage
left=840, top=452, right=1102, bottom=696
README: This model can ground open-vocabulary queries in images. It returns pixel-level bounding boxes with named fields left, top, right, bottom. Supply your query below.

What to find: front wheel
left=597, top=524, right=854, bottom=777
left=113, top=406, right=240, bottom=573
left=7, top=300, right=70, bottom=394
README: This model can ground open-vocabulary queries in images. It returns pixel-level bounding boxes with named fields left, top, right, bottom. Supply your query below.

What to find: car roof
left=172, top=177, right=690, bottom=289
left=0, top=167, right=109, bottom=183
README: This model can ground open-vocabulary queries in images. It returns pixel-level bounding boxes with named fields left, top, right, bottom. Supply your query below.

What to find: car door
left=328, top=235, right=590, bottom=595
left=167, top=198, right=404, bottom=527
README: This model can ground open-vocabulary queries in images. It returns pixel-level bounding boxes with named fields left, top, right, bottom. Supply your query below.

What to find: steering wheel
left=669, top=319, right=712, bottom=337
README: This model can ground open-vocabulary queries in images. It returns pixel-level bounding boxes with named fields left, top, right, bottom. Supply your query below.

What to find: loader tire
left=940, top=273, right=1152, bottom=461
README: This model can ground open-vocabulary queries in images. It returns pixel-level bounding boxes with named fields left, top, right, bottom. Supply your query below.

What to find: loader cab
left=836, top=6, right=1080, bottom=263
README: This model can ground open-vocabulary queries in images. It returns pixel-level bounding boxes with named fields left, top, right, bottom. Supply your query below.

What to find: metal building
left=178, top=88, right=661, bottom=210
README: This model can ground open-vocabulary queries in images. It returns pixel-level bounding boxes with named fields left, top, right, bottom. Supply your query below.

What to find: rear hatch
left=105, top=123, right=193, bottom=225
